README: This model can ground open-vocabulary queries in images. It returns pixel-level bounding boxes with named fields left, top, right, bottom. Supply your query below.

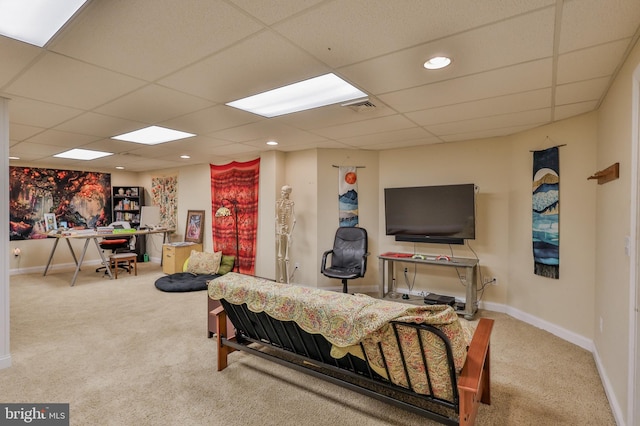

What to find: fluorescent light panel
left=112, top=126, right=196, bottom=145
left=0, top=0, right=88, bottom=47
left=54, top=148, right=112, bottom=160
left=226, top=73, right=367, bottom=118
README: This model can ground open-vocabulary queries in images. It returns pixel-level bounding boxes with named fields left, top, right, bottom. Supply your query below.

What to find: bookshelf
left=112, top=186, right=144, bottom=227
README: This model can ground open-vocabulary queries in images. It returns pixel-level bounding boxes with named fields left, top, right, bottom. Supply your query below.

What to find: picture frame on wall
left=44, top=213, right=57, bottom=232
left=185, top=210, right=204, bottom=244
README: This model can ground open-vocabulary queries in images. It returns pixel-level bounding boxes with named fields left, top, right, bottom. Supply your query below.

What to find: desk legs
left=69, top=238, right=113, bottom=286
left=43, top=238, right=60, bottom=276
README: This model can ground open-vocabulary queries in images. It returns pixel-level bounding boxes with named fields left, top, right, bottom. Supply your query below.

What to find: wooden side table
left=109, top=253, right=137, bottom=279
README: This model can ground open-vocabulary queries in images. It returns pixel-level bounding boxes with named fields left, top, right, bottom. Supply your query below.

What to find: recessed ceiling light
left=266, top=141, right=278, bottom=146
left=54, top=148, right=113, bottom=160
left=180, top=155, right=191, bottom=159
left=9, top=156, right=20, bottom=160
left=226, top=73, right=367, bottom=118
left=115, top=166, right=125, bottom=170
left=0, top=0, right=88, bottom=47
left=111, top=126, right=196, bottom=145
left=423, top=56, right=452, bottom=70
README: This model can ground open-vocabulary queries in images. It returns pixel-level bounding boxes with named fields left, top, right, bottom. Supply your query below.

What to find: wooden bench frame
left=212, top=300, right=493, bottom=426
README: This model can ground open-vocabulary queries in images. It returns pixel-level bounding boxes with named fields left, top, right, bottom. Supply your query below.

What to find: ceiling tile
left=557, top=39, right=630, bottom=84
left=313, top=115, right=416, bottom=140
left=7, top=96, right=84, bottom=128
left=50, top=0, right=263, bottom=81
left=9, top=123, right=44, bottom=142
left=209, top=120, right=326, bottom=144
left=275, top=98, right=395, bottom=130
left=339, top=7, right=555, bottom=95
left=338, top=127, right=436, bottom=147
left=441, top=122, right=544, bottom=142
left=406, top=89, right=552, bottom=126
left=94, top=84, right=214, bottom=124
left=25, top=129, right=101, bottom=148
left=4, top=53, right=146, bottom=110
left=0, top=37, right=41, bottom=88
left=555, top=77, right=610, bottom=105
left=559, top=0, right=640, bottom=53
left=426, top=109, right=551, bottom=136
left=229, top=0, right=326, bottom=25
left=159, top=31, right=328, bottom=104
left=54, top=113, right=146, bottom=138
left=160, top=105, right=261, bottom=135
left=380, top=59, right=552, bottom=112
left=275, top=0, right=555, bottom=68
left=10, top=142, right=74, bottom=160
left=554, top=101, right=599, bottom=121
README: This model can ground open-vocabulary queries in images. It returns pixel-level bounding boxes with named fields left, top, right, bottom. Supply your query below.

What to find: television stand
left=378, top=253, right=478, bottom=319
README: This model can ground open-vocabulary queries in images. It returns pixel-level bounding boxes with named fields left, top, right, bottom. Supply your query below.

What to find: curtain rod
left=332, top=165, right=366, bottom=168
left=529, top=144, right=566, bottom=152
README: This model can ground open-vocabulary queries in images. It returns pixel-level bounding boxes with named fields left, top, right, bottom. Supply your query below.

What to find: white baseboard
left=593, top=347, right=626, bottom=426
left=10, top=258, right=161, bottom=276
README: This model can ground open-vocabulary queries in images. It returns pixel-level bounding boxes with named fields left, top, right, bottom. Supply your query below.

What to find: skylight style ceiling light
left=0, top=0, right=88, bottom=47
left=423, top=56, right=452, bottom=70
left=111, top=126, right=196, bottom=145
left=54, top=148, right=112, bottom=160
left=266, top=141, right=278, bottom=146
left=226, top=73, right=367, bottom=118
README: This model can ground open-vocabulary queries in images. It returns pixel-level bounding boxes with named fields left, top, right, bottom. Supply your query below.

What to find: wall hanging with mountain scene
left=338, top=166, right=358, bottom=227
left=532, top=147, right=560, bottom=279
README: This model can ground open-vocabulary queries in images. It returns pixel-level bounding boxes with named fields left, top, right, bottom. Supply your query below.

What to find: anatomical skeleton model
left=276, top=185, right=296, bottom=283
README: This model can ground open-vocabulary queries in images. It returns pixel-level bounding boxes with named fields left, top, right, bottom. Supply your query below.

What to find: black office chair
left=321, top=227, right=369, bottom=293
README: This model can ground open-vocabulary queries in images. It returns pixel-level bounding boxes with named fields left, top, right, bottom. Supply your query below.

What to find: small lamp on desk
left=215, top=199, right=240, bottom=272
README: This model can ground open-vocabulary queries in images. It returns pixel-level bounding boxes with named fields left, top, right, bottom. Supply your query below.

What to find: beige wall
left=593, top=38, right=640, bottom=423
left=506, top=114, right=597, bottom=338
left=316, top=149, right=380, bottom=290
left=378, top=139, right=511, bottom=305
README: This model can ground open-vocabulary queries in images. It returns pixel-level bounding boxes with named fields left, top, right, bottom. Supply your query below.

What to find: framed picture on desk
left=44, top=213, right=57, bottom=231
left=185, top=210, right=204, bottom=244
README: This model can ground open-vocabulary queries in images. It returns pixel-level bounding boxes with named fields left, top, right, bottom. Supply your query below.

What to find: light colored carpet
left=1, top=264, right=615, bottom=425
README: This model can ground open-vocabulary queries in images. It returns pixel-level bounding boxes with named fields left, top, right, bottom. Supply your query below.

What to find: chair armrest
left=359, top=252, right=370, bottom=277
left=320, top=249, right=333, bottom=273
left=458, top=317, right=494, bottom=426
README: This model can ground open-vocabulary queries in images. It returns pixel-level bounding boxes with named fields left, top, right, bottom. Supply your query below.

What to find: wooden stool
left=109, top=253, right=137, bottom=279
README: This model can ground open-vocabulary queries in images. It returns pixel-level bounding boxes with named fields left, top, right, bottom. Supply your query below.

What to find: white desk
left=378, top=254, right=479, bottom=319
left=43, top=229, right=172, bottom=286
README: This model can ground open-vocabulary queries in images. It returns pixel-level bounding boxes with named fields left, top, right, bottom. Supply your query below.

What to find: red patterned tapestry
left=211, top=159, right=260, bottom=275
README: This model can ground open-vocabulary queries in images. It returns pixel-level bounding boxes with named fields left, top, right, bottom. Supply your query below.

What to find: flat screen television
left=384, top=183, right=476, bottom=245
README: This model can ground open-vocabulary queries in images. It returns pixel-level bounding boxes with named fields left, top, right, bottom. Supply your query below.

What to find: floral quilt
left=208, top=272, right=474, bottom=401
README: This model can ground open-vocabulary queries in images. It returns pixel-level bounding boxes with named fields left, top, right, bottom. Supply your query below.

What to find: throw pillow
left=217, top=255, right=235, bottom=275
left=186, top=250, right=222, bottom=275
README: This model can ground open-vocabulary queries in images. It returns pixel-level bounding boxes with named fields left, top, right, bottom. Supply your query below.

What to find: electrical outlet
left=483, top=277, right=497, bottom=286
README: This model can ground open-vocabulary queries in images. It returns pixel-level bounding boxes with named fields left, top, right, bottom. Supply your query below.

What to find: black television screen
left=384, top=183, right=476, bottom=245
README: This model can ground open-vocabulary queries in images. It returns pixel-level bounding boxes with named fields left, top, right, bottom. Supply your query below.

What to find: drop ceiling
left=1, top=0, right=639, bottom=172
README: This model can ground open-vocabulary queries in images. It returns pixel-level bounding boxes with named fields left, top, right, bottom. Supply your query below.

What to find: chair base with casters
left=321, top=227, right=369, bottom=293
left=96, top=238, right=132, bottom=274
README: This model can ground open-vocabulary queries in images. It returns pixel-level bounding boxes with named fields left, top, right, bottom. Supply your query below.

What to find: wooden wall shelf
left=588, top=163, right=619, bottom=185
